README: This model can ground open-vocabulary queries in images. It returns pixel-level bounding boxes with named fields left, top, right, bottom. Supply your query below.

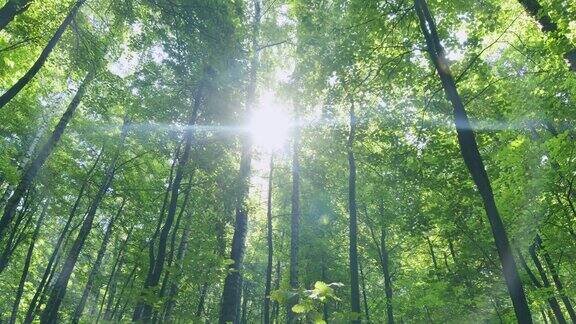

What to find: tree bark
left=9, top=198, right=48, bottom=324
left=0, top=0, right=87, bottom=110
left=264, top=156, right=274, bottom=324
left=71, top=199, right=126, bottom=323
left=347, top=100, right=361, bottom=323
left=0, top=0, right=32, bottom=31
left=414, top=1, right=532, bottom=322
left=219, top=1, right=259, bottom=322
left=517, top=0, right=576, bottom=71
left=40, top=116, right=129, bottom=323
left=0, top=71, right=94, bottom=249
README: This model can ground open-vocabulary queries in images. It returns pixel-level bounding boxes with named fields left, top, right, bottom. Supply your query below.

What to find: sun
left=248, top=93, right=290, bottom=151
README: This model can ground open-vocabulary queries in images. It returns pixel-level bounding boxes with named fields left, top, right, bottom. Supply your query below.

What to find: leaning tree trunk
left=0, top=0, right=32, bottom=31
left=517, top=247, right=565, bottom=323
left=264, top=156, right=274, bottom=324
left=39, top=116, right=129, bottom=324
left=71, top=199, right=126, bottom=323
left=0, top=71, right=94, bottom=249
left=9, top=199, right=48, bottom=324
left=536, top=235, right=576, bottom=322
left=347, top=100, right=361, bottom=323
left=528, top=241, right=566, bottom=324
left=219, top=1, right=260, bottom=323
left=133, top=81, right=203, bottom=322
left=0, top=0, right=87, bottom=110
left=517, top=0, right=576, bottom=71
left=287, top=106, right=301, bottom=322
left=414, top=0, right=532, bottom=322
left=23, top=148, right=102, bottom=324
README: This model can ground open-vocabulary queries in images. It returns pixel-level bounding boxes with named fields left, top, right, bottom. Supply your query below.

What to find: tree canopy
left=0, top=0, right=575, bottom=323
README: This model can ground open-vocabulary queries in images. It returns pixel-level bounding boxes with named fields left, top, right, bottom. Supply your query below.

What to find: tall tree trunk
left=134, top=81, right=203, bottom=322
left=528, top=242, right=566, bottom=324
left=23, top=148, right=102, bottom=323
left=426, top=237, right=439, bottom=271
left=0, top=0, right=87, bottom=110
left=0, top=0, right=32, bottom=31
left=536, top=235, right=576, bottom=322
left=9, top=198, right=48, bottom=324
left=347, top=100, right=361, bottom=323
left=360, top=262, right=370, bottom=323
left=219, top=1, right=259, bottom=322
left=381, top=224, right=394, bottom=324
left=264, top=156, right=274, bottom=324
left=71, top=199, right=126, bottom=323
left=97, top=225, right=133, bottom=322
left=414, top=1, right=532, bottom=322
left=517, top=247, right=565, bottom=323
left=195, top=282, right=209, bottom=318
left=517, top=0, right=576, bottom=71
left=0, top=71, right=94, bottom=248
left=288, top=106, right=301, bottom=322
left=40, top=116, right=129, bottom=324
left=133, top=142, right=180, bottom=320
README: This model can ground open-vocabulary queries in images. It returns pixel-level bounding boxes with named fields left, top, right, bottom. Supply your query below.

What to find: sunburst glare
left=249, top=90, right=290, bottom=151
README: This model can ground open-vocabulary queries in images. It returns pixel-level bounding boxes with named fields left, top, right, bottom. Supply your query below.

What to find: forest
left=0, top=0, right=575, bottom=323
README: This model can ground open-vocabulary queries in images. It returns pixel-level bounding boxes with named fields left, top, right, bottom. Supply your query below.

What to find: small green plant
left=270, top=281, right=343, bottom=323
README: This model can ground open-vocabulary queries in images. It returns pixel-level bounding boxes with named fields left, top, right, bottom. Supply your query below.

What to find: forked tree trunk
left=0, top=0, right=87, bottom=110
left=0, top=71, right=94, bottom=250
left=40, top=116, right=129, bottom=323
left=414, top=0, right=532, bottom=321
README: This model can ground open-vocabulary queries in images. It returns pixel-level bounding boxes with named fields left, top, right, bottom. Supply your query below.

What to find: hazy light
left=249, top=91, right=290, bottom=151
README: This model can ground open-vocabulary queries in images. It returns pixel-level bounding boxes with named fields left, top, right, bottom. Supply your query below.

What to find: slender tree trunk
left=133, top=142, right=180, bottom=320
left=72, top=199, right=125, bottom=323
left=536, top=235, right=576, bottom=322
left=517, top=0, right=576, bottom=71
left=134, top=81, right=203, bottom=322
left=0, top=0, right=32, bottom=31
left=381, top=225, right=394, bottom=324
left=40, top=116, right=129, bottom=323
left=529, top=242, right=566, bottom=324
left=517, top=247, right=565, bottom=323
left=111, top=263, right=138, bottom=321
left=23, top=149, right=102, bottom=323
left=414, top=1, right=532, bottom=322
left=288, top=106, right=301, bottom=322
left=97, top=225, right=133, bottom=323
left=360, top=262, right=370, bottom=323
left=347, top=99, right=361, bottom=323
left=0, top=71, right=94, bottom=248
left=9, top=199, right=48, bottom=324
left=0, top=0, right=87, bottom=110
left=196, top=282, right=209, bottom=318
left=264, top=156, right=274, bottom=324
left=426, top=237, right=439, bottom=271
left=219, top=1, right=259, bottom=322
